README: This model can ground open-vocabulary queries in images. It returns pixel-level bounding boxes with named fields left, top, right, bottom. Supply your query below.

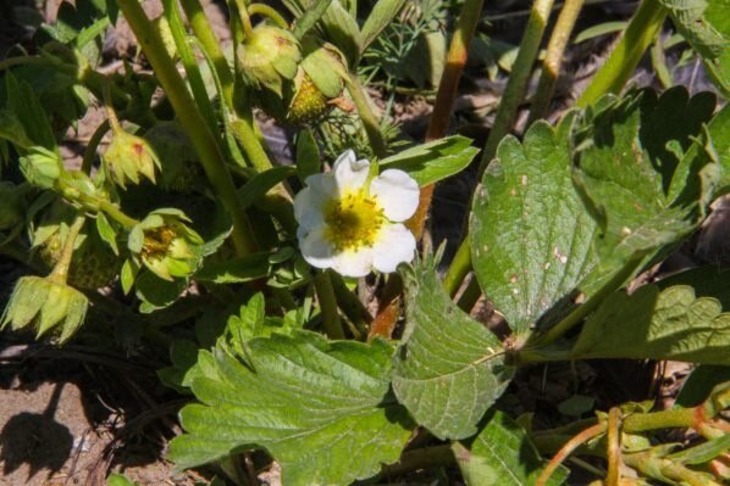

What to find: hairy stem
left=478, top=0, right=556, bottom=176
left=344, top=72, right=387, bottom=158
left=116, top=0, right=258, bottom=255
left=314, top=270, right=345, bottom=340
left=537, top=423, right=606, bottom=486
left=180, top=0, right=236, bottom=108
left=576, top=0, right=667, bottom=107
left=527, top=0, right=585, bottom=126
left=49, top=216, right=86, bottom=284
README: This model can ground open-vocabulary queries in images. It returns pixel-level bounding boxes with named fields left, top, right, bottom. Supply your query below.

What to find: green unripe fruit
left=238, top=25, right=301, bottom=96
left=39, top=231, right=120, bottom=290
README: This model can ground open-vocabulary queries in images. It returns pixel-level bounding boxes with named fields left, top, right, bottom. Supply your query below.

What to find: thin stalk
left=456, top=275, right=481, bottom=312
left=97, top=200, right=139, bottom=229
left=248, top=3, right=289, bottom=28
left=344, top=72, right=387, bottom=158
left=623, top=451, right=722, bottom=486
left=163, top=0, right=219, bottom=129
left=576, top=0, right=667, bottom=107
left=622, top=407, right=695, bottom=433
left=527, top=0, right=585, bottom=126
left=314, top=270, right=345, bottom=340
left=478, top=0, right=556, bottom=176
left=179, top=0, right=236, bottom=108
left=81, top=120, right=110, bottom=175
left=54, top=177, right=139, bottom=229
left=443, top=235, right=471, bottom=297
left=606, top=407, right=621, bottom=486
left=410, top=0, right=484, bottom=241
left=232, top=0, right=255, bottom=39
left=116, top=0, right=258, bottom=256
left=49, top=216, right=86, bottom=284
left=230, top=118, right=276, bottom=172
left=537, top=423, right=606, bottom=486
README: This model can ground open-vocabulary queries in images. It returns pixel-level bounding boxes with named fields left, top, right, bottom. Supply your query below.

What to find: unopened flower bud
left=1, top=275, right=89, bottom=344
left=103, top=130, right=161, bottom=189
left=237, top=25, right=301, bottom=97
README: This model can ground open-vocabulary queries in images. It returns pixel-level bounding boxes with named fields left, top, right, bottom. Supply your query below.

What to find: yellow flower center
left=142, top=226, right=176, bottom=261
left=324, top=191, right=385, bottom=251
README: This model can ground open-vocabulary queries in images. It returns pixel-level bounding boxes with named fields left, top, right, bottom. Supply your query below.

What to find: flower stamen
left=324, top=191, right=385, bottom=251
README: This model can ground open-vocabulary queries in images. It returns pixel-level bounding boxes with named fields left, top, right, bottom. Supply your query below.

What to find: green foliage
left=659, top=0, right=730, bottom=95
left=571, top=285, right=730, bottom=364
left=471, top=116, right=599, bottom=333
left=394, top=259, right=515, bottom=439
left=168, top=332, right=413, bottom=485
left=379, top=135, right=479, bottom=186
left=453, top=410, right=567, bottom=485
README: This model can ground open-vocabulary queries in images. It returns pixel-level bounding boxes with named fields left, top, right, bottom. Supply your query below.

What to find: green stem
left=314, top=270, right=345, bottom=340
left=576, top=0, right=667, bottom=107
left=49, top=215, right=86, bottom=284
left=330, top=272, right=372, bottom=339
left=248, top=3, right=289, bottom=28
left=81, top=120, right=110, bottom=175
left=54, top=177, right=139, bottom=229
left=344, top=72, right=387, bottom=158
left=97, top=200, right=139, bottom=229
left=622, top=407, right=694, bottom=433
left=623, top=450, right=721, bottom=486
left=426, top=0, right=484, bottom=141
left=232, top=0, right=255, bottom=39
left=230, top=118, right=275, bottom=172
left=179, top=0, right=236, bottom=108
left=443, top=235, right=471, bottom=298
left=456, top=275, right=481, bottom=312
left=116, top=0, right=258, bottom=256
left=478, top=0, right=556, bottom=176
left=527, top=0, right=585, bottom=126
left=163, top=0, right=218, bottom=129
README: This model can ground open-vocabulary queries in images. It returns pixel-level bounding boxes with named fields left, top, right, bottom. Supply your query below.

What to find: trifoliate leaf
left=380, top=135, right=479, bottom=187
left=453, top=410, right=567, bottom=486
left=393, top=260, right=515, bottom=440
left=571, top=285, right=730, bottom=364
left=169, top=332, right=413, bottom=485
left=471, top=116, right=599, bottom=333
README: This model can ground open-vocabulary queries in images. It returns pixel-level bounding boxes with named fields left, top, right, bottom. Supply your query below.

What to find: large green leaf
left=572, top=91, right=715, bottom=293
left=169, top=332, right=413, bottom=485
left=392, top=260, right=515, bottom=440
left=571, top=285, right=730, bottom=364
left=453, top=410, right=567, bottom=485
left=659, top=0, right=730, bottom=96
left=379, top=135, right=478, bottom=187
left=470, top=116, right=600, bottom=333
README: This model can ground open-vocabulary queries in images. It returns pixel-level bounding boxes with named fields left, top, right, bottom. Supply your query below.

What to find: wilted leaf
left=169, top=332, right=412, bottom=485
left=453, top=410, right=567, bottom=485
left=393, top=260, right=514, bottom=440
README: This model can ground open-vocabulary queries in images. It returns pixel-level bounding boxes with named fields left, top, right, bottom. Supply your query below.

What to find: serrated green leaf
left=393, top=260, right=515, bottom=440
left=380, top=135, right=478, bottom=186
left=659, top=0, right=730, bottom=95
left=453, top=410, right=567, bottom=486
left=571, top=285, right=730, bottom=364
left=169, top=332, right=413, bottom=485
left=471, top=117, right=600, bottom=332
left=361, top=0, right=407, bottom=51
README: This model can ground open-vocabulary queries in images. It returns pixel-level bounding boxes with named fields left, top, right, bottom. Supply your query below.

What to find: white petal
left=370, top=169, right=420, bottom=222
left=332, top=247, right=375, bottom=278
left=299, top=225, right=336, bottom=270
left=333, top=150, right=370, bottom=194
left=371, top=223, right=416, bottom=273
left=294, top=173, right=336, bottom=230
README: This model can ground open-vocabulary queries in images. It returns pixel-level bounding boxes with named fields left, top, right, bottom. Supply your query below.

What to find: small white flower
left=294, top=150, right=420, bottom=277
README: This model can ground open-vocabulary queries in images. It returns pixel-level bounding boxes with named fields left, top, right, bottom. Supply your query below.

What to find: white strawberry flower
left=294, top=150, right=420, bottom=277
